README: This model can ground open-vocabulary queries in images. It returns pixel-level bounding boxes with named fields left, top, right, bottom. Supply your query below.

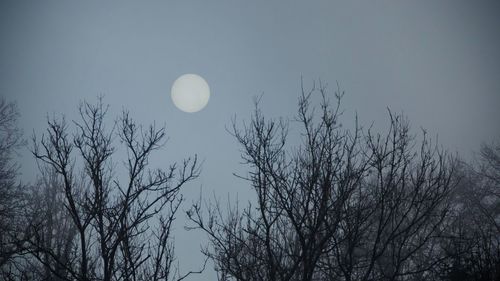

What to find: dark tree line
left=0, top=82, right=499, bottom=281
left=186, top=83, right=500, bottom=281
left=0, top=98, right=203, bottom=281
left=438, top=143, right=500, bottom=281
left=0, top=99, right=29, bottom=277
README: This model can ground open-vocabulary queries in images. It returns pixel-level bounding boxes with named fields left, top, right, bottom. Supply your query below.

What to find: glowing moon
left=171, top=74, right=210, bottom=113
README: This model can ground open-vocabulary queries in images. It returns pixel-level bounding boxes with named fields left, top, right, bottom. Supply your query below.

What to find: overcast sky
left=1, top=1, right=500, bottom=280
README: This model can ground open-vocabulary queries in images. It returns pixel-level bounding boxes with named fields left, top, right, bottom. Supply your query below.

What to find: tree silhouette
left=30, top=98, right=201, bottom=281
left=22, top=167, right=78, bottom=280
left=0, top=98, right=29, bottom=280
left=1, top=87, right=498, bottom=281
left=187, top=83, right=458, bottom=281
left=437, top=142, right=500, bottom=281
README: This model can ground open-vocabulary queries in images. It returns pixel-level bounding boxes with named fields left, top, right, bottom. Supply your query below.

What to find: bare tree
left=24, top=167, right=78, bottom=281
left=475, top=142, right=500, bottom=233
left=30, top=98, right=201, bottom=281
left=187, top=82, right=458, bottom=281
left=436, top=142, right=500, bottom=281
left=324, top=113, right=457, bottom=281
left=188, top=83, right=366, bottom=281
left=0, top=98, right=28, bottom=279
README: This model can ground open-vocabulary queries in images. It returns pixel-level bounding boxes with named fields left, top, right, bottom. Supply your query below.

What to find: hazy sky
left=1, top=1, right=500, bottom=280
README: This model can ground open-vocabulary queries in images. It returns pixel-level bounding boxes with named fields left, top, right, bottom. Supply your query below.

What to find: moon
left=171, top=74, right=210, bottom=113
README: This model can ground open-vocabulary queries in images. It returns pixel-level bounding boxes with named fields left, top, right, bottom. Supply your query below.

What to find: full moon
left=171, top=74, right=210, bottom=113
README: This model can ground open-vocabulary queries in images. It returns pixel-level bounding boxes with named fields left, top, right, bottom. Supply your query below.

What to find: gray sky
left=1, top=1, right=500, bottom=280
